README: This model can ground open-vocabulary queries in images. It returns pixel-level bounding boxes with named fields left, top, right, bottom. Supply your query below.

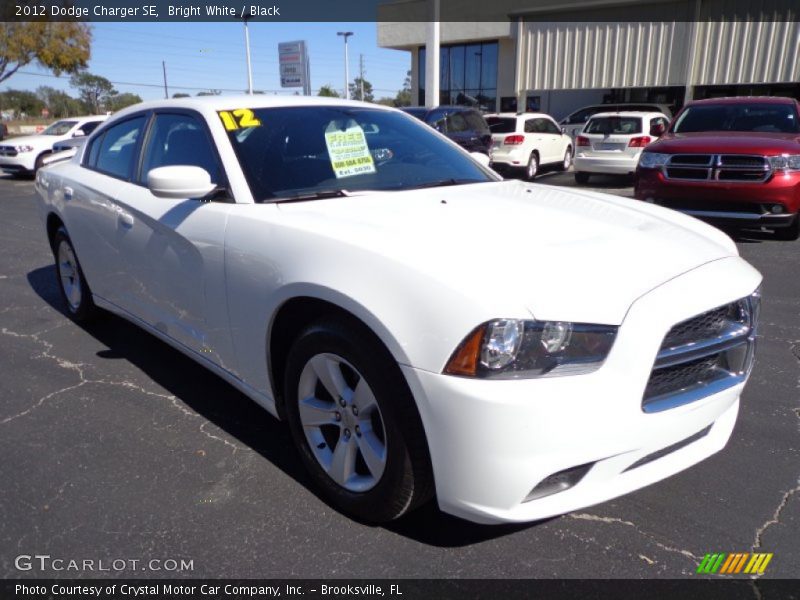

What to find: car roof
left=686, top=96, right=797, bottom=106
left=487, top=112, right=554, bottom=119
left=588, top=111, right=667, bottom=119
left=112, top=95, right=397, bottom=121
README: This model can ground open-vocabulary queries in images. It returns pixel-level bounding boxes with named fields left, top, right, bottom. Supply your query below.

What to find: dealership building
left=377, top=0, right=800, bottom=119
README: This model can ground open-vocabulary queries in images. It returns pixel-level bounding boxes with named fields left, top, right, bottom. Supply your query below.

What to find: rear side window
left=464, top=111, right=488, bottom=133
left=91, top=116, right=146, bottom=180
left=446, top=113, right=469, bottom=133
left=585, top=117, right=642, bottom=135
left=541, top=119, right=561, bottom=134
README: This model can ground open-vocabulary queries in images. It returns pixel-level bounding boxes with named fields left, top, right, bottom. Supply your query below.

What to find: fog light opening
left=523, top=462, right=594, bottom=502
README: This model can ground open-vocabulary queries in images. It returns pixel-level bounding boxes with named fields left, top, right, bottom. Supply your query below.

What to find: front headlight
left=444, top=319, right=618, bottom=379
left=15, top=145, right=35, bottom=153
left=768, top=154, right=800, bottom=172
left=638, top=152, right=670, bottom=169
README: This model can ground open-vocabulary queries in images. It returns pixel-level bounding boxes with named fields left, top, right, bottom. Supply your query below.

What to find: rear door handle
left=63, top=187, right=73, bottom=201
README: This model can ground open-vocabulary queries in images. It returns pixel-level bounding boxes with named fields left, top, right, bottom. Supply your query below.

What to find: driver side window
left=140, top=113, right=221, bottom=186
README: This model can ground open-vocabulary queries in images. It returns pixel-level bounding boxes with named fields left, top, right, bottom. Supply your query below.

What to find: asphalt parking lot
left=0, top=173, right=797, bottom=580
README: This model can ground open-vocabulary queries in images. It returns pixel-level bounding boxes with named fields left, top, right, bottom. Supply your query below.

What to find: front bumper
left=0, top=154, right=36, bottom=173
left=402, top=256, right=761, bottom=524
left=635, top=168, right=800, bottom=227
left=574, top=154, right=639, bottom=175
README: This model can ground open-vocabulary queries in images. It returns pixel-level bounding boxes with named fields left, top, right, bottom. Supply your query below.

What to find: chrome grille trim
left=663, top=154, right=771, bottom=183
left=642, top=291, right=760, bottom=413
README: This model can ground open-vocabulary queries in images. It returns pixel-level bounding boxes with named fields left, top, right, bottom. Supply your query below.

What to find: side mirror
left=561, top=126, right=567, bottom=134
left=650, top=123, right=666, bottom=137
left=72, top=129, right=86, bottom=138
left=470, top=152, right=490, bottom=167
left=147, top=166, right=217, bottom=199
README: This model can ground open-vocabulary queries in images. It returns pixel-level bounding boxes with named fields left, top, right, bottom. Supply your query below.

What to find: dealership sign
left=279, top=41, right=308, bottom=90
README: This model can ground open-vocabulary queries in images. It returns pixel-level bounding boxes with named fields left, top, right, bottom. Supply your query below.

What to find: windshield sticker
left=218, top=109, right=261, bottom=131
left=324, top=122, right=376, bottom=179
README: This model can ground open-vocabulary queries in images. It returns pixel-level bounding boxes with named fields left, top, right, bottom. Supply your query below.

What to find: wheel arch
left=46, top=212, right=65, bottom=252
left=266, top=289, right=411, bottom=419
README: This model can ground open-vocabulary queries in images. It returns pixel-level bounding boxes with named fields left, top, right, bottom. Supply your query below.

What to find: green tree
left=349, top=77, right=374, bottom=103
left=0, top=89, right=44, bottom=117
left=172, top=93, right=190, bottom=98
left=36, top=85, right=82, bottom=118
left=375, top=97, right=395, bottom=107
left=393, top=70, right=412, bottom=107
left=70, top=72, right=117, bottom=113
left=197, top=89, right=221, bottom=96
left=317, top=84, right=340, bottom=98
left=107, top=92, right=142, bottom=112
left=0, top=22, right=91, bottom=84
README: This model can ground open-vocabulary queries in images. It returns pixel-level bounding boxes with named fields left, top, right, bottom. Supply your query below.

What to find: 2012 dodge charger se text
left=35, top=96, right=762, bottom=524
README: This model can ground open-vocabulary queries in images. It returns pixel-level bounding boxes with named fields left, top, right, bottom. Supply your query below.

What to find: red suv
left=635, top=96, right=800, bottom=240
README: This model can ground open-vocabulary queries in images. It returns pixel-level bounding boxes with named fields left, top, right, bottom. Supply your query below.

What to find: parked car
left=561, top=103, right=673, bottom=148
left=36, top=96, right=761, bottom=524
left=0, top=115, right=107, bottom=176
left=400, top=106, right=491, bottom=154
left=486, top=112, right=573, bottom=179
left=635, top=96, right=800, bottom=241
left=573, top=111, right=670, bottom=183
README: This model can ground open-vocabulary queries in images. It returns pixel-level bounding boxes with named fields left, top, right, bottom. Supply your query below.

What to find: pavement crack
left=0, top=382, right=87, bottom=425
left=568, top=513, right=700, bottom=562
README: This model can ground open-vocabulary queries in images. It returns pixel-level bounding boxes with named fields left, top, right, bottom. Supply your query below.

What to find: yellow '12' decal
left=218, top=109, right=261, bottom=130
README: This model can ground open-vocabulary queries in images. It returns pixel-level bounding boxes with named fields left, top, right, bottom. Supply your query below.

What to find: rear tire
left=53, top=227, right=97, bottom=322
left=574, top=172, right=590, bottom=184
left=284, top=316, right=433, bottom=522
left=773, top=215, right=800, bottom=241
left=524, top=153, right=539, bottom=181
left=558, top=147, right=572, bottom=171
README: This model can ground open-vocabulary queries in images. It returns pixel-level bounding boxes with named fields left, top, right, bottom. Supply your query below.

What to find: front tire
left=284, top=317, right=433, bottom=522
left=53, top=227, right=96, bottom=321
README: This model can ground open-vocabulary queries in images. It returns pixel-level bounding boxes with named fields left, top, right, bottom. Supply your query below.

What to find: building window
left=419, top=41, right=498, bottom=111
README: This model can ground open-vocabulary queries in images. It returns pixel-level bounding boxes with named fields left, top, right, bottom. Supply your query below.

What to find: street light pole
left=242, top=12, right=254, bottom=95
left=337, top=31, right=354, bottom=100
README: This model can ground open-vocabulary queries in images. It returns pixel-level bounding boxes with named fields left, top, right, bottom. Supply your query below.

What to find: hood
left=277, top=180, right=736, bottom=324
left=0, top=134, right=62, bottom=147
left=651, top=131, right=800, bottom=155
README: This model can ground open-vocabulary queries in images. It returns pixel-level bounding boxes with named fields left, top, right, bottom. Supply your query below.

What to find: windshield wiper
left=405, top=178, right=483, bottom=190
left=272, top=189, right=352, bottom=203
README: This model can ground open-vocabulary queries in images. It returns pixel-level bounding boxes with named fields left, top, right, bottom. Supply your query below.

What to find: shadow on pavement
left=26, top=263, right=539, bottom=547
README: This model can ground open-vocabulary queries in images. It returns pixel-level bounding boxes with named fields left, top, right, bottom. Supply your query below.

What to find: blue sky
left=9, top=22, right=411, bottom=101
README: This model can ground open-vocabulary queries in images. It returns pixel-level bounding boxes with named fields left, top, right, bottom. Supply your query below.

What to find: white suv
left=487, top=112, right=573, bottom=180
left=573, top=111, right=669, bottom=184
left=0, top=115, right=107, bottom=176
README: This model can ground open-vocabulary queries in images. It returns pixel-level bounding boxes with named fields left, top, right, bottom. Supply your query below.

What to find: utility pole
left=337, top=31, right=353, bottom=100
left=162, top=60, right=168, bottom=99
left=242, top=11, right=254, bottom=94
left=359, top=54, right=364, bottom=101
left=425, top=0, right=440, bottom=108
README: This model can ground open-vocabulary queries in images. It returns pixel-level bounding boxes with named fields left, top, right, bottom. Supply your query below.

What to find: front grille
left=642, top=293, right=759, bottom=413
left=663, top=154, right=770, bottom=183
left=0, top=146, right=18, bottom=157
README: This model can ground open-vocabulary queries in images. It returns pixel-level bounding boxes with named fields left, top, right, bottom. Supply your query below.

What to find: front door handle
left=63, top=187, right=73, bottom=201
left=118, top=211, right=134, bottom=227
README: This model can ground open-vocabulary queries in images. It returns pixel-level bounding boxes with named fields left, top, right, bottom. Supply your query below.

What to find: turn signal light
left=504, top=135, right=525, bottom=145
left=576, top=136, right=590, bottom=147
left=628, top=136, right=652, bottom=148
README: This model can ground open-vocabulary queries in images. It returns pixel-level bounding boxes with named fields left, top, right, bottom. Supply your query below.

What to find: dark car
left=635, top=96, right=800, bottom=240
left=400, top=106, right=492, bottom=154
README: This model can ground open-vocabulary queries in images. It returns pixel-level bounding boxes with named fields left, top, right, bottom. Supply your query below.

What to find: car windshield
left=673, top=103, right=800, bottom=133
left=486, top=117, right=516, bottom=133
left=41, top=120, right=78, bottom=136
left=225, top=106, right=496, bottom=202
left=585, top=117, right=642, bottom=135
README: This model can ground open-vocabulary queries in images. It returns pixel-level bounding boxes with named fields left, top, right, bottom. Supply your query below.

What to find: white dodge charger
left=35, top=96, right=761, bottom=524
